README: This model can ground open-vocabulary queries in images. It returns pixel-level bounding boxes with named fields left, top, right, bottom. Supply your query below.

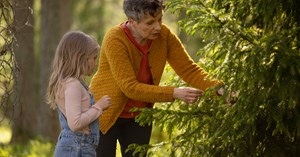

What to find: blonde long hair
left=47, top=31, right=99, bottom=109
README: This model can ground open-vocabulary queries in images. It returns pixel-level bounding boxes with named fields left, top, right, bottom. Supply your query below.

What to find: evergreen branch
left=197, top=1, right=259, bottom=47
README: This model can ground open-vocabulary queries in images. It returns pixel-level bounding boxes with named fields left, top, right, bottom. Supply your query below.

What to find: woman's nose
left=154, top=21, right=161, bottom=31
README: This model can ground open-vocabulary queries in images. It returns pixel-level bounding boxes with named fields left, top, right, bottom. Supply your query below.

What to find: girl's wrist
left=92, top=105, right=103, bottom=114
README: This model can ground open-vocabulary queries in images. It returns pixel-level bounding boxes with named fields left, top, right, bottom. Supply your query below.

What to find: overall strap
left=79, top=80, right=95, bottom=105
left=79, top=80, right=99, bottom=136
left=57, top=107, right=70, bottom=130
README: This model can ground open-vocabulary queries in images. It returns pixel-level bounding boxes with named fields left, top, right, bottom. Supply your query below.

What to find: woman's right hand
left=95, top=95, right=112, bottom=110
left=173, top=87, right=204, bottom=104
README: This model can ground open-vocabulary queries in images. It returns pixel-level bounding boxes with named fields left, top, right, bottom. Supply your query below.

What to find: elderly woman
left=90, top=0, right=221, bottom=156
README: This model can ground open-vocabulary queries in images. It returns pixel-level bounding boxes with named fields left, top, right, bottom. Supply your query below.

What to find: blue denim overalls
left=54, top=81, right=99, bottom=157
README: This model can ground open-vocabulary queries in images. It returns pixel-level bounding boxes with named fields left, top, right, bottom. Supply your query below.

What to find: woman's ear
left=128, top=18, right=135, bottom=25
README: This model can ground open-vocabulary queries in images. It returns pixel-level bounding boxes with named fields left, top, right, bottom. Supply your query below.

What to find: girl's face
left=130, top=10, right=163, bottom=42
left=86, top=52, right=98, bottom=76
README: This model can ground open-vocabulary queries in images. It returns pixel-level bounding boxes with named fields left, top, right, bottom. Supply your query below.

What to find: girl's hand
left=96, top=95, right=112, bottom=110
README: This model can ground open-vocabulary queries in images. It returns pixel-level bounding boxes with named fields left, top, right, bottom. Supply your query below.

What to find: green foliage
left=72, top=0, right=126, bottom=43
left=72, top=0, right=106, bottom=42
left=132, top=0, right=300, bottom=156
left=0, top=138, right=54, bottom=157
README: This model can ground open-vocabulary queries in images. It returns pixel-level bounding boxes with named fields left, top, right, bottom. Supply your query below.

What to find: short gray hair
left=123, top=0, right=165, bottom=23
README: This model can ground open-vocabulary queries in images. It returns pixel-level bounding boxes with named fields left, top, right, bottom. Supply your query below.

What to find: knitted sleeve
left=164, top=26, right=221, bottom=90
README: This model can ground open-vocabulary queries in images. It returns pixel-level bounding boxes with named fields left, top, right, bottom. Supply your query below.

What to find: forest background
left=1, top=0, right=300, bottom=157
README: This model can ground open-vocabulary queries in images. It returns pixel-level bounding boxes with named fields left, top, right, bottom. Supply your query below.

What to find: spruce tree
left=132, top=0, right=300, bottom=156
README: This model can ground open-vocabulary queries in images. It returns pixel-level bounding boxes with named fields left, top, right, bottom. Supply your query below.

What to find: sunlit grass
left=0, top=138, right=54, bottom=157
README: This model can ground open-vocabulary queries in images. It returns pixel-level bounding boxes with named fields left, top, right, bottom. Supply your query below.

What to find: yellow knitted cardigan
left=90, top=23, right=219, bottom=134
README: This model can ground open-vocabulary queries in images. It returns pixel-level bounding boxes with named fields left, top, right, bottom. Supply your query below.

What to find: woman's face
left=130, top=10, right=163, bottom=41
left=86, top=52, right=98, bottom=76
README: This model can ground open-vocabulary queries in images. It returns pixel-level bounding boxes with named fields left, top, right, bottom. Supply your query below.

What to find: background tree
left=38, top=0, right=71, bottom=142
left=11, top=0, right=37, bottom=143
left=133, top=0, right=300, bottom=156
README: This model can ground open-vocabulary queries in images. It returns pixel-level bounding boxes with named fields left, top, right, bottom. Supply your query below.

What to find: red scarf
left=119, top=22, right=153, bottom=118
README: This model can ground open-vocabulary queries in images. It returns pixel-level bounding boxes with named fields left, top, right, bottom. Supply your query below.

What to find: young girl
left=47, top=31, right=111, bottom=157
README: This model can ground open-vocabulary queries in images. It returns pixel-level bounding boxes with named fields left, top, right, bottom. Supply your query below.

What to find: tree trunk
left=38, top=0, right=71, bottom=142
left=12, top=0, right=37, bottom=143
